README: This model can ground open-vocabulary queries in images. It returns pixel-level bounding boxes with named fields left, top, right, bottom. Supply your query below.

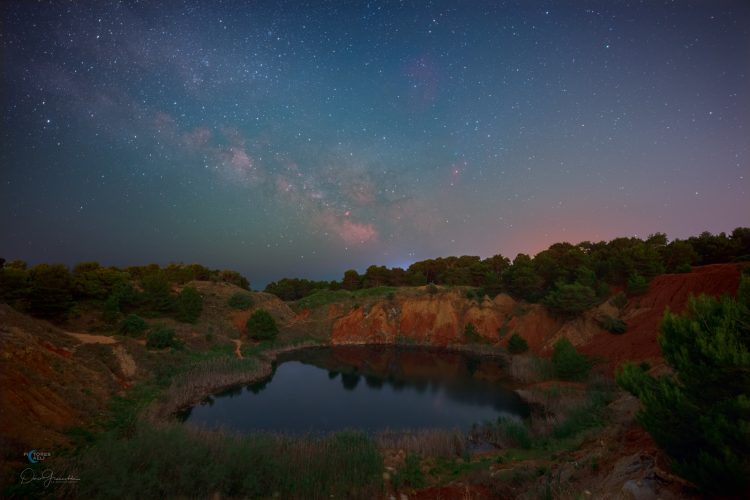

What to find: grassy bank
left=57, top=424, right=383, bottom=499
left=5, top=336, right=615, bottom=498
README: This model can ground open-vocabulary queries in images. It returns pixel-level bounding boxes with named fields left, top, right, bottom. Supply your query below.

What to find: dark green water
left=182, top=346, right=528, bottom=433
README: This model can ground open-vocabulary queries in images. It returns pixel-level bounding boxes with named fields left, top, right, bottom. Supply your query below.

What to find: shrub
left=391, top=453, right=425, bottom=490
left=102, top=293, right=122, bottom=324
left=146, top=324, right=178, bottom=349
left=543, top=281, right=598, bottom=317
left=599, top=315, right=627, bottom=334
left=464, top=323, right=486, bottom=344
left=28, top=264, right=73, bottom=319
left=675, top=263, right=692, bottom=273
left=611, top=292, right=627, bottom=310
left=118, top=314, right=148, bottom=336
left=227, top=292, right=253, bottom=310
left=626, top=273, right=649, bottom=296
left=140, top=272, right=174, bottom=313
left=246, top=309, right=278, bottom=341
left=175, top=286, right=202, bottom=323
left=468, top=417, right=531, bottom=449
left=427, top=283, right=438, bottom=295
left=551, top=338, right=591, bottom=380
left=507, top=333, right=529, bottom=354
left=497, top=322, right=510, bottom=339
left=617, top=277, right=750, bottom=494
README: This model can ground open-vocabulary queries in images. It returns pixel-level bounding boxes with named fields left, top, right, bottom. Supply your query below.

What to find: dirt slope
left=320, top=264, right=744, bottom=371
left=0, top=305, right=128, bottom=486
left=579, top=263, right=744, bottom=369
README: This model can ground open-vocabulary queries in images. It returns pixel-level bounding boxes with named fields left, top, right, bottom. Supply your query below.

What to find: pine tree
left=617, top=274, right=750, bottom=494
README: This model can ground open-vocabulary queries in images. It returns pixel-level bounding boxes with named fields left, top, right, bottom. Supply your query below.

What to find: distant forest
left=264, top=228, right=750, bottom=307
left=1, top=228, right=748, bottom=322
left=0, top=261, right=247, bottom=321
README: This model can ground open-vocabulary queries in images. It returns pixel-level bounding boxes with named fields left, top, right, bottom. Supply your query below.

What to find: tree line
left=0, top=261, right=248, bottom=321
left=264, top=228, right=750, bottom=313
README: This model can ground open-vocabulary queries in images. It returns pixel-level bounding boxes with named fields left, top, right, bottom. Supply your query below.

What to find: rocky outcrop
left=325, top=264, right=745, bottom=369
left=330, top=289, right=562, bottom=348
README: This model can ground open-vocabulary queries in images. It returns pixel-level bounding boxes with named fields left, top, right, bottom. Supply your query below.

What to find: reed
left=375, top=428, right=467, bottom=457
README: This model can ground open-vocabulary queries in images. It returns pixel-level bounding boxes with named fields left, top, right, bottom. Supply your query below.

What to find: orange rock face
left=329, top=289, right=565, bottom=351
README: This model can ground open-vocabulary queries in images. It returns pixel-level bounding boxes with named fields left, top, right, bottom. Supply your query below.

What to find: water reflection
left=184, top=346, right=527, bottom=434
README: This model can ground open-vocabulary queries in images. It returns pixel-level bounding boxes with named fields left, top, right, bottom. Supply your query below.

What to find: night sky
left=2, top=1, right=748, bottom=288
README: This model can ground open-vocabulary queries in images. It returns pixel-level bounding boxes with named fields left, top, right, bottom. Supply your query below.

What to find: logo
left=23, top=450, right=51, bottom=464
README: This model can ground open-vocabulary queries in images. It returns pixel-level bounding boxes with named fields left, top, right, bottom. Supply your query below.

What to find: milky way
left=2, top=1, right=748, bottom=287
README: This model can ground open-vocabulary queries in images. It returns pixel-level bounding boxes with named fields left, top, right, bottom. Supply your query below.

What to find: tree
left=543, top=281, right=598, bottom=318
left=730, top=226, right=750, bottom=256
left=28, top=264, right=73, bottom=319
left=617, top=275, right=750, bottom=494
left=551, top=338, right=591, bottom=380
left=342, top=269, right=362, bottom=291
left=175, top=286, right=202, bottom=323
left=627, top=273, right=649, bottom=296
left=141, top=272, right=174, bottom=313
left=218, top=270, right=250, bottom=290
left=227, top=292, right=253, bottom=310
left=246, top=309, right=278, bottom=341
left=464, top=323, right=484, bottom=343
left=0, top=264, right=30, bottom=305
left=146, top=323, right=178, bottom=349
left=502, top=254, right=544, bottom=302
left=119, top=314, right=148, bottom=336
left=663, top=240, right=698, bottom=273
left=72, top=262, right=128, bottom=299
left=507, top=333, right=529, bottom=354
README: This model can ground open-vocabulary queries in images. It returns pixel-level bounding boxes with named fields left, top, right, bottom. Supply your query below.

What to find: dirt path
left=65, top=331, right=117, bottom=344
left=232, top=339, right=244, bottom=359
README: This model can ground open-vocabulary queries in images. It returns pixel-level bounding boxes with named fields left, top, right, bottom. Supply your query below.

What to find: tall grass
left=375, top=428, right=466, bottom=457
left=63, top=423, right=383, bottom=499
left=470, top=417, right=532, bottom=449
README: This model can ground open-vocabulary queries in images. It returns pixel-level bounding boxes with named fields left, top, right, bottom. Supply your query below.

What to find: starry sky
left=2, top=1, right=749, bottom=288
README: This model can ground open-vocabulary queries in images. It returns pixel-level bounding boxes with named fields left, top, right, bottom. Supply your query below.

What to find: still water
left=182, top=346, right=528, bottom=433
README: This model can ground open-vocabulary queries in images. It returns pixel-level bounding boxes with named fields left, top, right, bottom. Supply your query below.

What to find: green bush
left=102, top=293, right=122, bottom=324
left=227, top=292, right=254, bottom=310
left=497, top=322, right=510, bottom=339
left=626, top=273, right=649, bottom=296
left=507, top=333, right=529, bottom=354
left=464, top=322, right=486, bottom=344
left=599, top=315, right=627, bottom=334
left=391, top=453, right=425, bottom=490
left=617, top=277, right=750, bottom=494
left=118, top=314, right=148, bottom=336
left=246, top=309, right=278, bottom=341
left=140, top=272, right=174, bottom=313
left=611, top=292, right=627, bottom=310
left=175, top=286, right=202, bottom=323
left=543, top=281, right=598, bottom=317
left=146, top=324, right=177, bottom=349
left=498, top=417, right=532, bottom=449
left=427, top=283, right=438, bottom=295
left=551, top=338, right=591, bottom=380
left=28, top=264, right=73, bottom=319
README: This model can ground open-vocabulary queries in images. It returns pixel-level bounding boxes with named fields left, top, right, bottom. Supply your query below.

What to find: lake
left=181, top=345, right=528, bottom=434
